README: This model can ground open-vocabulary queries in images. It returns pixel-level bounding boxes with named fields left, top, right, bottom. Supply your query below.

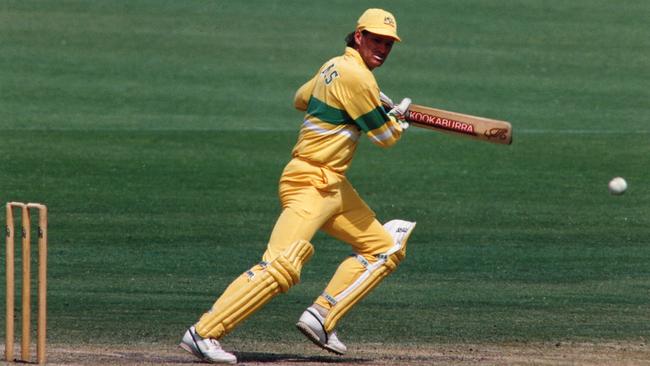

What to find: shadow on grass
left=42, top=347, right=372, bottom=365
left=236, top=351, right=372, bottom=363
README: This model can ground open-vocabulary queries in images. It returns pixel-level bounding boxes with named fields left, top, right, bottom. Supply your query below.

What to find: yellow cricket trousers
left=195, top=158, right=398, bottom=339
left=264, top=158, right=395, bottom=310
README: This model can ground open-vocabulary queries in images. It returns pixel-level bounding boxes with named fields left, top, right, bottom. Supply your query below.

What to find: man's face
left=355, top=31, right=395, bottom=70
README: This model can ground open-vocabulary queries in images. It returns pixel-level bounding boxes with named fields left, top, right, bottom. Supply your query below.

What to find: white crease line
left=516, top=129, right=650, bottom=134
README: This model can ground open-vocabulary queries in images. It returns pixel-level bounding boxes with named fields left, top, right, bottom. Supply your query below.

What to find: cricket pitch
left=8, top=341, right=647, bottom=365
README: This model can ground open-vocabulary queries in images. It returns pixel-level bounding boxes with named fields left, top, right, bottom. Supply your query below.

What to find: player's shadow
left=235, top=351, right=372, bottom=363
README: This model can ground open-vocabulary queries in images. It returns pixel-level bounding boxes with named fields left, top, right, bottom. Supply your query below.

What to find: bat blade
left=405, top=104, right=512, bottom=145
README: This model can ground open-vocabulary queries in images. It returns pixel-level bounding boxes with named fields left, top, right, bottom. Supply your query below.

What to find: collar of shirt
left=344, top=47, right=370, bottom=71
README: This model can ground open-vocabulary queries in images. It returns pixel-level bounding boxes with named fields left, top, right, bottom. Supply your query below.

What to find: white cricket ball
left=608, top=177, right=627, bottom=195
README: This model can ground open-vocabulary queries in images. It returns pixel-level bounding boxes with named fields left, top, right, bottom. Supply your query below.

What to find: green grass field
left=1, top=0, right=649, bottom=362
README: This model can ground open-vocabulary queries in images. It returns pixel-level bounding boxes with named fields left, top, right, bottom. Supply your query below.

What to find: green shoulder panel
left=306, top=97, right=353, bottom=125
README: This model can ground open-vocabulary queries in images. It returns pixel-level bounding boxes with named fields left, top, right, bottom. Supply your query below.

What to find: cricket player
left=180, top=8, right=416, bottom=364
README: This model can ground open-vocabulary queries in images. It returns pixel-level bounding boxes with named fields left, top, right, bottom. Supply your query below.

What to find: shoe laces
left=203, top=338, right=223, bottom=351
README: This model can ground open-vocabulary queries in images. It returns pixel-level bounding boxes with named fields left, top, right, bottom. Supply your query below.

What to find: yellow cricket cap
left=356, top=8, right=401, bottom=42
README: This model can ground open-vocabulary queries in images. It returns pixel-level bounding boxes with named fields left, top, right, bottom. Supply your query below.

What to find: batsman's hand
left=388, top=97, right=411, bottom=129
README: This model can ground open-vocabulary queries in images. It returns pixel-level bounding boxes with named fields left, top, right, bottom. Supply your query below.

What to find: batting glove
left=388, top=97, right=411, bottom=129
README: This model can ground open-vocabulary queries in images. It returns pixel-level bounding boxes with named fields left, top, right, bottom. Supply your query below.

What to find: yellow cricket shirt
left=290, top=47, right=403, bottom=175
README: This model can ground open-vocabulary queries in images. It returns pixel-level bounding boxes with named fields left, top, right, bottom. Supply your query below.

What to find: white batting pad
left=382, top=219, right=416, bottom=254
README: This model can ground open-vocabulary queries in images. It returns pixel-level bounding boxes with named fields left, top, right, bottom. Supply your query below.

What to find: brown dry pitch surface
left=3, top=341, right=649, bottom=365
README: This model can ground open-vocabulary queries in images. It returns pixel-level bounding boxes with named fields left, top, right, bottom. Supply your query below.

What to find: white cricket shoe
left=296, top=307, right=347, bottom=355
left=180, top=326, right=237, bottom=364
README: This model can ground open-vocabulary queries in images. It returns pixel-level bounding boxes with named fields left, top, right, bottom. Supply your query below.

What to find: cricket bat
left=381, top=94, right=512, bottom=145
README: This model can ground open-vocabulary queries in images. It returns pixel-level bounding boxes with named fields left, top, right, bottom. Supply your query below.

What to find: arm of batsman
left=379, top=91, right=394, bottom=108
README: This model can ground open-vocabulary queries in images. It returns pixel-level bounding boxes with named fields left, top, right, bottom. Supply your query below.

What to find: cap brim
left=362, top=27, right=401, bottom=42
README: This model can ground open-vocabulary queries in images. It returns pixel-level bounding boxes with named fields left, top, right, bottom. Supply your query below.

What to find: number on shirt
left=321, top=63, right=339, bottom=85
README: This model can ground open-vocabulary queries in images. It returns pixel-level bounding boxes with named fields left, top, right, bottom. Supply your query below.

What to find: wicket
left=5, top=202, right=47, bottom=364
